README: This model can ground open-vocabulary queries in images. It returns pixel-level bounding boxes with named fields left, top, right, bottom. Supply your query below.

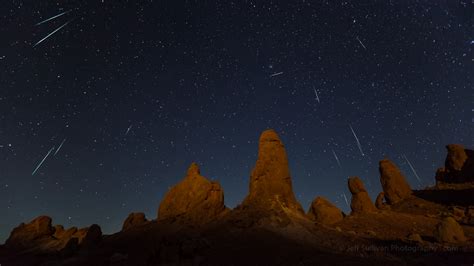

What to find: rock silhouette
left=157, top=162, right=227, bottom=225
left=239, top=129, right=304, bottom=214
left=348, top=177, right=376, bottom=214
left=122, top=212, right=148, bottom=231
left=379, top=159, right=412, bottom=204
left=307, top=196, right=344, bottom=225
left=436, top=144, right=474, bottom=183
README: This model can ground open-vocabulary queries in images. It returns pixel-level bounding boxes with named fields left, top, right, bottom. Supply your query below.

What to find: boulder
left=434, top=217, right=466, bottom=243
left=157, top=163, right=227, bottom=225
left=407, top=233, right=423, bottom=244
left=379, top=159, right=412, bottom=204
left=122, top=212, right=148, bottom=231
left=240, top=129, right=304, bottom=213
left=436, top=144, right=474, bottom=183
left=348, top=177, right=376, bottom=214
left=307, top=196, right=344, bottom=225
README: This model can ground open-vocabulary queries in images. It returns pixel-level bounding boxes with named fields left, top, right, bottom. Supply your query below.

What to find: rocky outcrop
left=5, top=215, right=102, bottom=253
left=379, top=159, right=412, bottom=204
left=239, top=129, right=304, bottom=214
left=5, top=216, right=55, bottom=249
left=81, top=224, right=102, bottom=248
left=434, top=217, right=466, bottom=243
left=436, top=144, right=474, bottom=183
left=122, top=212, right=149, bottom=231
left=157, top=163, right=227, bottom=225
left=307, top=197, right=344, bottom=225
left=348, top=177, right=376, bottom=214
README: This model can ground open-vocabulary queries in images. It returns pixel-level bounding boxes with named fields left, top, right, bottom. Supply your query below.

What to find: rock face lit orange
left=379, top=159, right=412, bottom=204
left=307, top=196, right=344, bottom=224
left=348, top=177, right=376, bottom=214
left=157, top=162, right=227, bottom=225
left=240, top=129, right=304, bottom=214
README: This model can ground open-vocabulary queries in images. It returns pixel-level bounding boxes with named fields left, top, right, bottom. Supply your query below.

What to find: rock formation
left=4, top=215, right=102, bottom=253
left=348, top=177, right=376, bottom=214
left=379, top=159, right=412, bottom=204
left=239, top=129, right=304, bottom=214
left=157, top=163, right=227, bottom=225
left=375, top=192, right=389, bottom=210
left=435, top=144, right=474, bottom=183
left=434, top=217, right=466, bottom=243
left=122, top=212, right=149, bottom=231
left=307, top=196, right=344, bottom=225
left=81, top=224, right=102, bottom=248
left=5, top=216, right=55, bottom=249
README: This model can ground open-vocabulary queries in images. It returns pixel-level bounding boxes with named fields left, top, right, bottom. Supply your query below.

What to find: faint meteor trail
left=269, top=72, right=283, bottom=77
left=125, top=124, right=133, bottom=135
left=402, top=154, right=422, bottom=185
left=356, top=36, right=367, bottom=50
left=35, top=10, right=71, bottom=26
left=342, top=193, right=349, bottom=208
left=32, top=146, right=55, bottom=176
left=313, top=87, right=320, bottom=103
left=54, top=138, right=67, bottom=156
left=349, top=125, right=365, bottom=156
left=34, top=19, right=74, bottom=47
left=332, top=149, right=341, bottom=168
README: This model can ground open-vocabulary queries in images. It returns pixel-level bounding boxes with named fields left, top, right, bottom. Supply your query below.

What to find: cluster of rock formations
left=2, top=129, right=473, bottom=265
left=5, top=216, right=102, bottom=254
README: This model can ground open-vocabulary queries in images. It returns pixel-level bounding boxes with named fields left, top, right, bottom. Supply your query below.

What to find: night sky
left=1, top=1, right=472, bottom=242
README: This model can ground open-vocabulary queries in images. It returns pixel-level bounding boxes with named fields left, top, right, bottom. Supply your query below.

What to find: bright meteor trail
left=34, top=19, right=74, bottom=47
left=54, top=138, right=67, bottom=156
left=35, top=10, right=71, bottom=26
left=32, top=146, right=55, bottom=176
left=402, top=154, right=422, bottom=185
left=349, top=125, right=365, bottom=156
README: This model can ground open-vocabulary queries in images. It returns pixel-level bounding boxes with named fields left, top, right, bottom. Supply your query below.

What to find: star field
left=0, top=1, right=472, bottom=241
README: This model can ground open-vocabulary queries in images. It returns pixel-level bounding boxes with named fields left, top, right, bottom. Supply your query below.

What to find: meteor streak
left=269, top=72, right=284, bottom=77
left=32, top=146, right=55, bottom=176
left=35, top=10, right=71, bottom=26
left=402, top=154, right=422, bottom=185
left=314, top=88, right=320, bottom=103
left=54, top=138, right=67, bottom=156
left=349, top=125, right=365, bottom=156
left=34, top=19, right=74, bottom=47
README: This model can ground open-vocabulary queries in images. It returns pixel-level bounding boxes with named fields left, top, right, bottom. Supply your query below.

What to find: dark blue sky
left=0, top=0, right=472, bottom=241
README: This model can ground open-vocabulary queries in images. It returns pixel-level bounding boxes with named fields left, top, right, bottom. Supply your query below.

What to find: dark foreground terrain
left=1, top=130, right=473, bottom=265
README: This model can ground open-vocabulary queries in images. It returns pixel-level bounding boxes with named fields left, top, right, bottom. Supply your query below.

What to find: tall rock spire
left=240, top=129, right=304, bottom=214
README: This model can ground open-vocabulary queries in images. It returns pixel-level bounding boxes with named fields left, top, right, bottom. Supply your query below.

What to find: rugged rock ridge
left=5, top=216, right=102, bottom=253
left=436, top=144, right=474, bottom=183
left=348, top=177, right=376, bottom=214
left=239, top=129, right=304, bottom=214
left=2, top=132, right=474, bottom=266
left=157, top=162, right=227, bottom=225
left=5, top=216, right=55, bottom=249
left=379, top=159, right=412, bottom=204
